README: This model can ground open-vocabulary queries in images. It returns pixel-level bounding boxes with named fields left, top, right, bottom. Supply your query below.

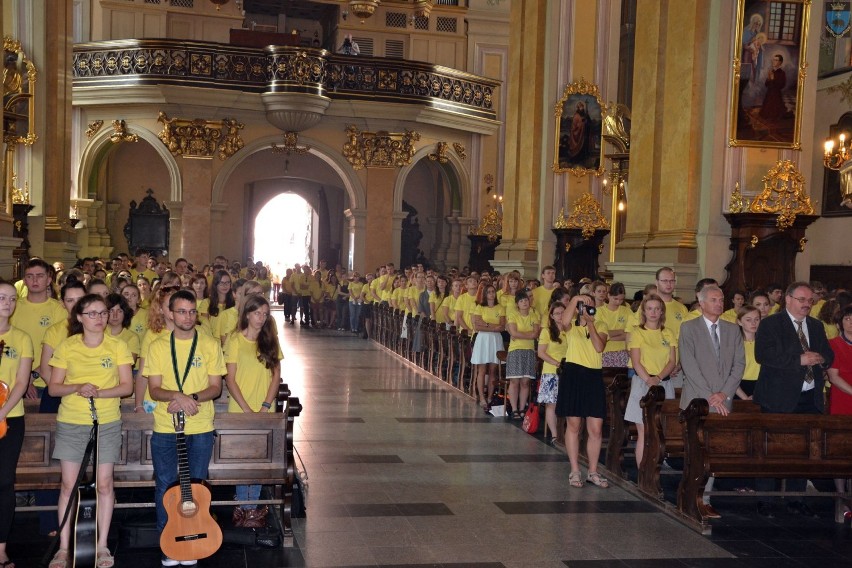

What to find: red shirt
left=829, top=335, right=852, bottom=415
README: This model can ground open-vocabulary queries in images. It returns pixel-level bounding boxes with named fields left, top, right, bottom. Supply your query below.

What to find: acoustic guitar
left=160, top=411, right=222, bottom=562
left=71, top=397, right=99, bottom=568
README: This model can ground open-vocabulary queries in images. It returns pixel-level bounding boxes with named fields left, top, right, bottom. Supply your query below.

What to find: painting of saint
left=556, top=93, right=603, bottom=174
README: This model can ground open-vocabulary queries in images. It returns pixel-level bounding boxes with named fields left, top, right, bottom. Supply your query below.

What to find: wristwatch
left=191, top=393, right=199, bottom=402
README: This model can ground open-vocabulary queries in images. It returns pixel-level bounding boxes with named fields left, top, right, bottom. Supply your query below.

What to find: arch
left=76, top=124, right=182, bottom=202
left=211, top=135, right=366, bottom=211
left=393, top=147, right=470, bottom=217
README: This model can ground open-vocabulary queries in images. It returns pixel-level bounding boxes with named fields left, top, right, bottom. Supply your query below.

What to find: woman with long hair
left=217, top=280, right=263, bottom=344
left=505, top=291, right=540, bottom=418
left=135, top=285, right=180, bottom=412
left=224, top=295, right=282, bottom=528
left=207, top=269, right=235, bottom=334
left=470, top=284, right=505, bottom=410
left=498, top=271, right=523, bottom=314
left=430, top=275, right=449, bottom=324
left=39, top=280, right=88, bottom=414
left=597, top=282, right=632, bottom=368
left=121, top=284, right=148, bottom=344
left=136, top=276, right=152, bottom=309
left=439, top=278, right=463, bottom=329
left=623, top=294, right=676, bottom=469
left=48, top=294, right=133, bottom=568
left=559, top=293, right=609, bottom=488
left=537, top=302, right=568, bottom=443
left=324, top=273, right=339, bottom=329
left=734, top=305, right=761, bottom=401
left=748, top=290, right=771, bottom=319
left=0, top=281, right=34, bottom=568
left=105, top=293, right=140, bottom=364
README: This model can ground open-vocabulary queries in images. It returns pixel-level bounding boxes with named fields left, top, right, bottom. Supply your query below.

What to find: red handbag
left=521, top=403, right=540, bottom=434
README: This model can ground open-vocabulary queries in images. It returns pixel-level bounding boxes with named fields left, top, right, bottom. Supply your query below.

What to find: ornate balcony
left=72, top=39, right=499, bottom=132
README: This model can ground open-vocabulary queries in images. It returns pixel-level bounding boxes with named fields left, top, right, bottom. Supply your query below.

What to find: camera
left=575, top=301, right=596, bottom=325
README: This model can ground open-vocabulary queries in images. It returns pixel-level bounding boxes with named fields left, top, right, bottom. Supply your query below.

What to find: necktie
left=711, top=322, right=720, bottom=362
left=796, top=320, right=814, bottom=384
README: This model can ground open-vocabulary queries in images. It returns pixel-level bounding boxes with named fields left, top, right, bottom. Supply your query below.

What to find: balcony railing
left=72, top=39, right=499, bottom=122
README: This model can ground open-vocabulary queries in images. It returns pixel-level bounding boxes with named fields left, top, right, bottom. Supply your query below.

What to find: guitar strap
left=170, top=330, right=199, bottom=395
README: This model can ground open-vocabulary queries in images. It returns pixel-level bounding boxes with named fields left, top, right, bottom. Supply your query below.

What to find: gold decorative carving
left=798, top=237, right=807, bottom=252
left=553, top=193, right=610, bottom=239
left=748, top=160, right=814, bottom=230
left=157, top=112, right=244, bottom=160
left=565, top=243, right=571, bottom=252
left=350, top=0, right=380, bottom=22
left=598, top=243, right=605, bottom=254
left=428, top=142, right=449, bottom=163
left=343, top=124, right=420, bottom=170
left=729, top=181, right=748, bottom=213
left=4, top=35, right=38, bottom=146
left=602, top=102, right=631, bottom=153
left=271, top=131, right=311, bottom=156
left=469, top=207, right=502, bottom=242
left=109, top=119, right=139, bottom=144
left=749, top=235, right=758, bottom=249
left=10, top=174, right=28, bottom=204
left=86, top=120, right=104, bottom=139
left=452, top=142, right=466, bottom=160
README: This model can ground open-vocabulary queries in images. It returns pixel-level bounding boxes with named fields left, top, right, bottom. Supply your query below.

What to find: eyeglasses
left=173, top=309, right=198, bottom=317
left=218, top=281, right=231, bottom=286
left=82, top=311, right=109, bottom=319
left=789, top=296, right=815, bottom=305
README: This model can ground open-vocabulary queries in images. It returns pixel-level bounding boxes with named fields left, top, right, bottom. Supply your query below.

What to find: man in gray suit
left=679, top=284, right=745, bottom=517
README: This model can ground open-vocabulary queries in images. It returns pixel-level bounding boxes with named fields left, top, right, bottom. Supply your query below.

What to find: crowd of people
left=0, top=251, right=850, bottom=568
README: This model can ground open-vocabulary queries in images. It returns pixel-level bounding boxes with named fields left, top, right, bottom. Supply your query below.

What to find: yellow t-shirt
left=323, top=282, right=336, bottom=301
left=683, top=309, right=702, bottom=323
left=130, top=308, right=149, bottom=342
left=42, top=320, right=70, bottom=352
left=474, top=304, right=505, bottom=326
left=11, top=297, right=67, bottom=379
left=408, top=286, right=426, bottom=314
left=224, top=333, right=282, bottom=412
left=626, top=299, right=688, bottom=340
left=439, top=295, right=456, bottom=325
left=429, top=292, right=446, bottom=323
left=109, top=326, right=141, bottom=356
left=565, top=320, right=608, bottom=369
left=50, top=334, right=133, bottom=426
left=597, top=304, right=633, bottom=352
left=627, top=326, right=676, bottom=376
left=720, top=308, right=739, bottom=323
left=531, top=286, right=556, bottom=320
left=769, top=304, right=780, bottom=315
left=309, top=280, right=324, bottom=302
left=294, top=273, right=313, bottom=297
left=139, top=328, right=170, bottom=376
left=824, top=321, right=839, bottom=340
left=145, top=331, right=226, bottom=435
left=507, top=310, right=539, bottom=351
left=454, top=293, right=478, bottom=329
left=215, top=306, right=238, bottom=340
left=538, top=328, right=568, bottom=375
left=0, top=327, right=34, bottom=418
left=349, top=282, right=364, bottom=303
left=742, top=339, right=760, bottom=381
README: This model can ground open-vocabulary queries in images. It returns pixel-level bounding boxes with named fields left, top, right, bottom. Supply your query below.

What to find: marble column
left=343, top=208, right=367, bottom=273
left=363, top=168, right=397, bottom=271
left=180, top=159, right=214, bottom=264
left=165, top=200, right=184, bottom=262
left=209, top=203, right=228, bottom=263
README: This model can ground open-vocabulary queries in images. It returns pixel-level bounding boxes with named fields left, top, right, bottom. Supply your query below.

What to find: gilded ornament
left=749, top=235, right=759, bottom=249
left=798, top=237, right=807, bottom=252
left=109, top=119, right=139, bottom=144
left=428, top=142, right=449, bottom=164
left=452, top=142, right=466, bottom=160
left=156, top=112, right=244, bottom=160
left=4, top=35, right=38, bottom=146
left=602, top=102, right=631, bottom=153
left=85, top=120, right=104, bottom=139
left=553, top=193, right=610, bottom=239
left=747, top=160, right=814, bottom=230
left=728, top=181, right=748, bottom=213
left=469, top=207, right=502, bottom=242
left=342, top=124, right=420, bottom=170
left=271, top=131, right=311, bottom=156
left=9, top=174, right=29, bottom=204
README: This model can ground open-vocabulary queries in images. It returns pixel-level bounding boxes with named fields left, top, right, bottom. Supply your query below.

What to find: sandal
left=97, top=547, right=115, bottom=568
left=49, top=549, right=68, bottom=568
left=586, top=472, right=609, bottom=488
left=569, top=471, right=583, bottom=488
left=0, top=560, right=16, bottom=568
left=512, top=411, right=522, bottom=420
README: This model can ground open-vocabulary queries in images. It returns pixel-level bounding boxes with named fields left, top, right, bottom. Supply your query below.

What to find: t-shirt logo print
left=191, top=355, right=202, bottom=368
left=100, top=356, right=114, bottom=369
left=675, top=313, right=683, bottom=321
left=40, top=316, right=51, bottom=327
left=2, top=345, right=17, bottom=359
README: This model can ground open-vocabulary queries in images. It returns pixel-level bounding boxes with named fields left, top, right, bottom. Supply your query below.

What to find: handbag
left=521, top=403, right=540, bottom=434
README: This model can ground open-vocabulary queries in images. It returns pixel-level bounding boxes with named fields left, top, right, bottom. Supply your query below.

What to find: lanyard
left=170, top=331, right=199, bottom=394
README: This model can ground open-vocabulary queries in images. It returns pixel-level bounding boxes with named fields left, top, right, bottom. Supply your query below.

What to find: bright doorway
left=253, top=193, right=314, bottom=279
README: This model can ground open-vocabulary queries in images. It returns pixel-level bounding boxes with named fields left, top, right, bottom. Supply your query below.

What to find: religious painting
left=553, top=78, right=605, bottom=177
left=730, top=0, right=811, bottom=149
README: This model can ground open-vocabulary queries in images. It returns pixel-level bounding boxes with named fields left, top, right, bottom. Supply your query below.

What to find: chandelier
left=350, top=0, right=380, bottom=22
left=824, top=132, right=851, bottom=170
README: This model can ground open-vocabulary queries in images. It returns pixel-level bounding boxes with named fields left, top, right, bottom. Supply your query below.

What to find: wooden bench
left=15, top=385, right=302, bottom=546
left=604, top=372, right=630, bottom=477
left=638, top=385, right=760, bottom=499
left=678, top=398, right=852, bottom=534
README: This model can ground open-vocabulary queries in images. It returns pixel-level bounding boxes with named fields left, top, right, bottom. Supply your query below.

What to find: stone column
left=164, top=201, right=184, bottom=262
left=363, top=168, right=397, bottom=271
left=390, top=211, right=408, bottom=268
left=180, top=159, right=214, bottom=264
left=444, top=215, right=477, bottom=270
left=209, top=203, right=228, bottom=263
left=343, top=208, right=367, bottom=273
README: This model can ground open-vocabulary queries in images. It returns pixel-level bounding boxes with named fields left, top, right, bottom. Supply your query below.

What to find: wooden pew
left=638, top=386, right=760, bottom=499
left=678, top=398, right=852, bottom=534
left=15, top=385, right=303, bottom=547
left=603, top=372, right=630, bottom=478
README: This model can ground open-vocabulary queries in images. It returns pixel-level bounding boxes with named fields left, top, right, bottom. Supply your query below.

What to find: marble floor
left=8, top=310, right=852, bottom=567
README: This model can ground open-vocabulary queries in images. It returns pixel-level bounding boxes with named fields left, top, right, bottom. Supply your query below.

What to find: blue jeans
left=151, top=430, right=216, bottom=533
left=349, top=302, right=362, bottom=333
left=236, top=484, right=261, bottom=510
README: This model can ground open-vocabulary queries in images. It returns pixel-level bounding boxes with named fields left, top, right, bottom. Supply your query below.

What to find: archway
left=254, top=192, right=315, bottom=279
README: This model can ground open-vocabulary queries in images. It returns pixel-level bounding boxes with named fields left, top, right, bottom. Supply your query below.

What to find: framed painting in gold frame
left=553, top=78, right=605, bottom=177
left=729, top=0, right=811, bottom=149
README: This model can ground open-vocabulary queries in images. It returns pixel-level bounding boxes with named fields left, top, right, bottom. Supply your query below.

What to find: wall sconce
left=823, top=132, right=852, bottom=208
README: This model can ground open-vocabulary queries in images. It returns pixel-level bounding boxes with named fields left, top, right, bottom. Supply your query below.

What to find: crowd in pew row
left=0, top=252, right=286, bottom=568
left=329, top=262, right=851, bottom=519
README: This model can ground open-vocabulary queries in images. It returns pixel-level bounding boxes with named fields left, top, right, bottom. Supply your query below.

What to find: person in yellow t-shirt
left=121, top=284, right=150, bottom=343
left=721, top=290, right=746, bottom=324
left=106, top=293, right=141, bottom=362
left=135, top=285, right=179, bottom=412
left=537, top=303, right=569, bottom=444
left=439, top=279, right=462, bottom=330
left=453, top=277, right=479, bottom=335
left=348, top=274, right=365, bottom=333
left=734, top=305, right=762, bottom=401
left=558, top=293, right=610, bottom=489
left=0, top=280, right=35, bottom=568
left=506, top=291, right=541, bottom=418
left=38, top=280, right=87, bottom=413
left=207, top=269, right=235, bottom=336
left=470, top=285, right=506, bottom=410
left=224, top=295, right=282, bottom=525
left=531, top=266, right=558, bottom=320
left=47, top=294, right=134, bottom=567
left=308, top=271, right=325, bottom=327
left=623, top=294, right=677, bottom=469
left=216, top=280, right=263, bottom=345
left=145, top=291, right=225, bottom=553
left=596, top=282, right=633, bottom=368
left=429, top=276, right=450, bottom=325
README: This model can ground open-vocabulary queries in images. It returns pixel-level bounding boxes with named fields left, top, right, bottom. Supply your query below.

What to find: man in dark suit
left=754, top=281, right=834, bottom=517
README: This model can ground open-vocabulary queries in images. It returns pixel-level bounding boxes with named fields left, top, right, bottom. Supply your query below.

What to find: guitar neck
left=175, top=423, right=193, bottom=505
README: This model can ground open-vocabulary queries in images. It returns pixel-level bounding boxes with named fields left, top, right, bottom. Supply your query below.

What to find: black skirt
left=556, top=361, right=605, bottom=419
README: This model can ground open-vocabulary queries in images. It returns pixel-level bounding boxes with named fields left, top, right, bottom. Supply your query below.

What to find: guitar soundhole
left=179, top=500, right=198, bottom=517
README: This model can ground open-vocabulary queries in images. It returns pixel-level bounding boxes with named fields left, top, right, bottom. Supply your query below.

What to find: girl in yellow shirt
left=48, top=294, right=133, bottom=568
left=537, top=303, right=568, bottom=443
left=506, top=291, right=540, bottom=418
left=598, top=282, right=633, bottom=368
left=106, top=293, right=141, bottom=363
left=225, top=295, right=282, bottom=526
left=0, top=281, right=34, bottom=568
left=121, top=284, right=150, bottom=343
left=470, top=285, right=506, bottom=410
left=39, top=280, right=87, bottom=414
left=735, top=305, right=762, bottom=400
